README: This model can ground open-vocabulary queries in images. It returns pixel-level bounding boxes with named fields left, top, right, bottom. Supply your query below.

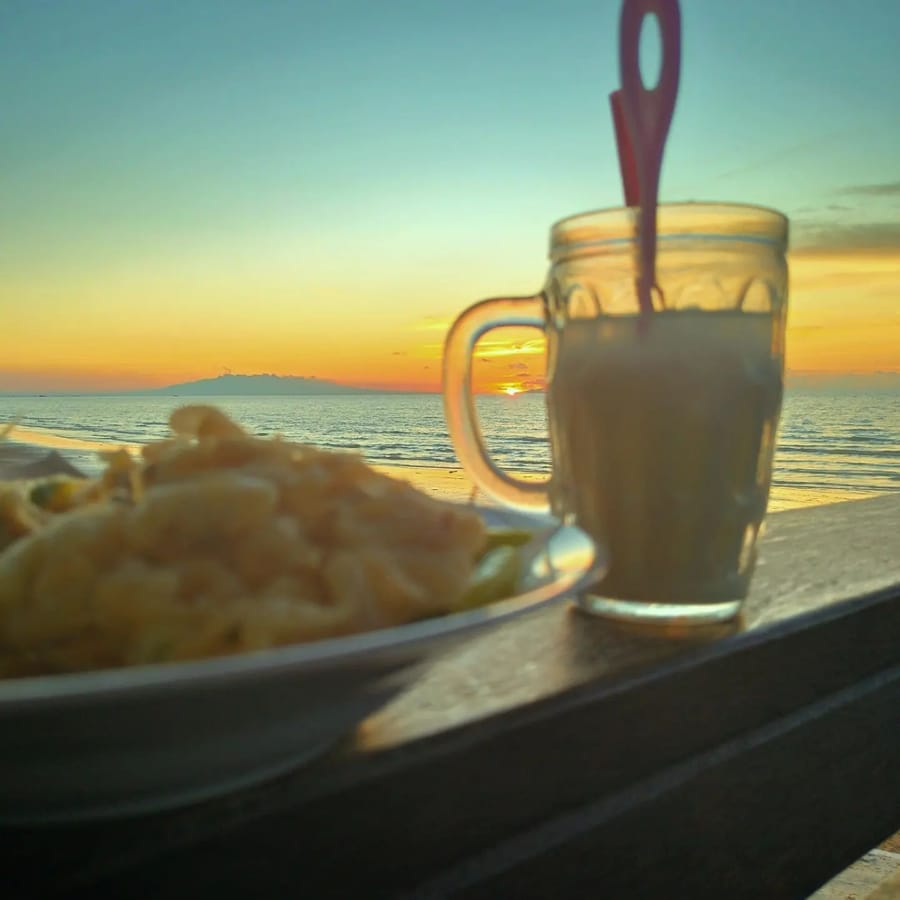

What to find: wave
left=2, top=392, right=897, bottom=506
left=778, top=444, right=900, bottom=459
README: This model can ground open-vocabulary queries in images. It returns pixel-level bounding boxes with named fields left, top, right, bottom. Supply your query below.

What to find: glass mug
left=443, top=203, right=789, bottom=624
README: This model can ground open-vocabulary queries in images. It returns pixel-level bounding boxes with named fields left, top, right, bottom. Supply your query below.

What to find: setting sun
left=503, top=386, right=522, bottom=396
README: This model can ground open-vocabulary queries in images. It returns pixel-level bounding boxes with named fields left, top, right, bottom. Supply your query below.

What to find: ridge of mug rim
left=549, top=201, right=789, bottom=259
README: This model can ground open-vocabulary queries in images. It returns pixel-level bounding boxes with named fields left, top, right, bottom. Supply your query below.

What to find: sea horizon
left=2, top=388, right=897, bottom=514
left=2, top=369, right=899, bottom=399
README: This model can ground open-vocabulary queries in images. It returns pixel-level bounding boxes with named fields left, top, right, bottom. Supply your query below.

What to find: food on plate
left=0, top=406, right=530, bottom=679
left=460, top=544, right=521, bottom=610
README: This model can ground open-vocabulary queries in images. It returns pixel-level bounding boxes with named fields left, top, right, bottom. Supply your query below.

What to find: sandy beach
left=0, top=428, right=488, bottom=503
left=1, top=425, right=883, bottom=513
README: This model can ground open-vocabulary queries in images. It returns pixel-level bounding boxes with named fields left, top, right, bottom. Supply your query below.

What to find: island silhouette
left=136, top=374, right=381, bottom=396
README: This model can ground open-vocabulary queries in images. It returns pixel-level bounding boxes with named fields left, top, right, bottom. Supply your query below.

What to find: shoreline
left=1, top=430, right=888, bottom=512
left=0, top=429, right=540, bottom=506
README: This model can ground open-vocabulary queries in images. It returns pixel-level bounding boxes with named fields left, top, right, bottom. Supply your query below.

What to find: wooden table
left=5, top=494, right=900, bottom=899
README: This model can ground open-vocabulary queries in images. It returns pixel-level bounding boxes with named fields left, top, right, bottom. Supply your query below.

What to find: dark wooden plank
left=3, top=494, right=900, bottom=898
left=27, top=663, right=900, bottom=900
left=12, top=570, right=898, bottom=896
left=409, top=666, right=900, bottom=900
left=361, top=493, right=900, bottom=749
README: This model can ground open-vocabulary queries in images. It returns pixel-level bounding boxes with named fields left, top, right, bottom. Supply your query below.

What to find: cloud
left=709, top=128, right=855, bottom=181
left=791, top=221, right=900, bottom=254
left=391, top=351, right=406, bottom=356
left=788, top=264, right=899, bottom=292
left=412, top=316, right=452, bottom=332
left=836, top=182, right=900, bottom=197
left=475, top=337, right=546, bottom=359
left=416, top=342, right=449, bottom=360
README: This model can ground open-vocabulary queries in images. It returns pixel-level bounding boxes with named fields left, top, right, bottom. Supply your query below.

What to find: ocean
left=1, top=390, right=897, bottom=511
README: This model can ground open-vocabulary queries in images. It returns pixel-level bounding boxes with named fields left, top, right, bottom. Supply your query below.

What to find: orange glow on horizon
left=784, top=248, right=900, bottom=373
left=0, top=247, right=896, bottom=394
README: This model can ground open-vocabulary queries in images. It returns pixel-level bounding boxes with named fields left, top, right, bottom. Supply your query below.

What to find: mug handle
left=442, top=294, right=551, bottom=512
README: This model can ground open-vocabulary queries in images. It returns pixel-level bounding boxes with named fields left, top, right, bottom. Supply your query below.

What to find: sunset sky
left=1, top=0, right=898, bottom=393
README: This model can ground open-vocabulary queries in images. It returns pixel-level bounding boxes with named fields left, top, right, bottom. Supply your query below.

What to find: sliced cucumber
left=461, top=545, right=521, bottom=609
left=481, top=527, right=533, bottom=554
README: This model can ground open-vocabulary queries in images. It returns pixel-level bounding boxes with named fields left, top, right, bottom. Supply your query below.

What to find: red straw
left=609, top=89, right=640, bottom=206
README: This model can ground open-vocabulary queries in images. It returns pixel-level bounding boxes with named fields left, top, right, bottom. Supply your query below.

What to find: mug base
left=576, top=593, right=743, bottom=626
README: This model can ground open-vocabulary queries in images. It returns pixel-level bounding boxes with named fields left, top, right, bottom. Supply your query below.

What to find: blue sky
left=1, top=0, right=898, bottom=388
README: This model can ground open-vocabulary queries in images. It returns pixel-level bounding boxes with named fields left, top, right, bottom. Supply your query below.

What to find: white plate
left=0, top=507, right=605, bottom=823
